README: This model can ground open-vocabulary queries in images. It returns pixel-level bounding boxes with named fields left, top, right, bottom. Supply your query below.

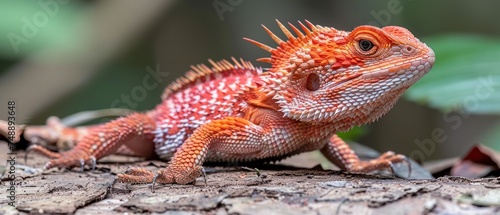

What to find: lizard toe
left=150, top=166, right=204, bottom=192
left=28, top=145, right=63, bottom=160
left=42, top=150, right=92, bottom=171
left=154, top=165, right=203, bottom=185
left=116, top=167, right=156, bottom=183
left=349, top=152, right=410, bottom=177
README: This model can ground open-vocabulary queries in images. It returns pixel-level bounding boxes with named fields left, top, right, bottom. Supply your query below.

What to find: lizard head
left=245, top=20, right=435, bottom=128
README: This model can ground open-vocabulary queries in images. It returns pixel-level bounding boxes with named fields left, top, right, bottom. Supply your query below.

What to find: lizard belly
left=203, top=110, right=335, bottom=163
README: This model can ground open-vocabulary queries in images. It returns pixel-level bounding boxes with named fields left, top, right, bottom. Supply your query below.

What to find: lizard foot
left=116, top=167, right=155, bottom=183
left=115, top=166, right=205, bottom=192
left=151, top=165, right=204, bottom=191
left=349, top=151, right=411, bottom=177
left=28, top=144, right=96, bottom=171
left=27, top=144, right=96, bottom=171
left=41, top=149, right=97, bottom=171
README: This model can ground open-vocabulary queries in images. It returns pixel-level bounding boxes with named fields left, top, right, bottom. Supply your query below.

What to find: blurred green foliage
left=406, top=35, right=500, bottom=150
left=406, top=35, right=500, bottom=114
left=482, top=122, right=500, bottom=151
left=0, top=1, right=84, bottom=58
left=337, top=126, right=366, bottom=141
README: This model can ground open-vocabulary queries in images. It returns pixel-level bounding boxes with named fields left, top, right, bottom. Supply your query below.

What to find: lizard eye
left=359, top=39, right=374, bottom=51
left=353, top=37, right=379, bottom=56
left=349, top=27, right=387, bottom=57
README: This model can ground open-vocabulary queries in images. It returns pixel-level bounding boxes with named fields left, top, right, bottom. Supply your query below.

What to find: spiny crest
left=161, top=58, right=260, bottom=100
left=243, top=19, right=334, bottom=64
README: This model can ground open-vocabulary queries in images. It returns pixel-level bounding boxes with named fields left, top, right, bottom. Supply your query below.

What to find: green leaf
left=405, top=35, right=500, bottom=114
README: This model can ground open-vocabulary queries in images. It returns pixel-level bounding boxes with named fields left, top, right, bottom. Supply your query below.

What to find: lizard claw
left=401, top=156, right=412, bottom=178
left=89, top=156, right=97, bottom=171
left=79, top=158, right=85, bottom=172
left=151, top=172, right=159, bottom=193
left=200, top=167, right=207, bottom=187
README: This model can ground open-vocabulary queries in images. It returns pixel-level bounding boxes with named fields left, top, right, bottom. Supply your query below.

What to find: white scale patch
left=153, top=74, right=257, bottom=159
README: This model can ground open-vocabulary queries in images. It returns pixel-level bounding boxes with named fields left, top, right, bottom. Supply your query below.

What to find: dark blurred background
left=1, top=0, right=500, bottom=164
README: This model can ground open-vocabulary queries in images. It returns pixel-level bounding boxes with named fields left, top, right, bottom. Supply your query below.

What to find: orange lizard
left=25, top=20, right=435, bottom=186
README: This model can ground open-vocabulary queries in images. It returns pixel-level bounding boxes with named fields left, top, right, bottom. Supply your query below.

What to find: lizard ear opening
left=306, top=73, right=320, bottom=91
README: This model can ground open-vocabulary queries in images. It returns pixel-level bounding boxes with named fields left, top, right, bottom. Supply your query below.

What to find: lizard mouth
left=359, top=67, right=393, bottom=79
left=359, top=52, right=435, bottom=80
left=327, top=73, right=363, bottom=89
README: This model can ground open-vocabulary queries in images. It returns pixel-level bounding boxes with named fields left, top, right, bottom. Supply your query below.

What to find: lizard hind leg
left=23, top=116, right=103, bottom=164
left=38, top=113, right=156, bottom=171
left=24, top=116, right=101, bottom=152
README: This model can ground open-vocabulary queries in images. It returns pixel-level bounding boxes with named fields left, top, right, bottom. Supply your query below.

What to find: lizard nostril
left=402, top=45, right=415, bottom=55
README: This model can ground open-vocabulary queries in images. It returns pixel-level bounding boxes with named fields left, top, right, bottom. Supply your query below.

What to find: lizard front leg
left=320, top=134, right=409, bottom=176
left=118, top=116, right=271, bottom=185
left=30, top=113, right=156, bottom=170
